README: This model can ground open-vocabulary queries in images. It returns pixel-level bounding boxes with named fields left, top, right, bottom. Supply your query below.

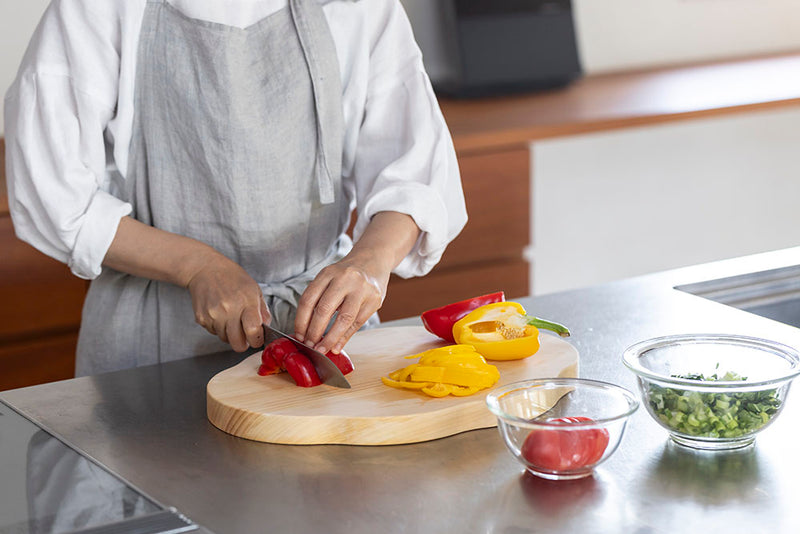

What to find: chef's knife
left=262, top=324, right=351, bottom=389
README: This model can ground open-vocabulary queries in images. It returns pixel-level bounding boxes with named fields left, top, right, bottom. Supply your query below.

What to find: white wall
left=0, top=0, right=49, bottom=134
left=574, top=0, right=800, bottom=74
left=531, top=107, right=800, bottom=295
left=4, top=1, right=800, bottom=131
left=400, top=0, right=800, bottom=79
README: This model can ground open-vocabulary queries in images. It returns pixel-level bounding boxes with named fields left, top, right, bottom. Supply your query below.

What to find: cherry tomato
left=521, top=417, right=610, bottom=472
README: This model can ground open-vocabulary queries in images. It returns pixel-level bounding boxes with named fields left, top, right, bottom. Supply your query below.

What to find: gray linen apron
left=76, top=0, right=353, bottom=375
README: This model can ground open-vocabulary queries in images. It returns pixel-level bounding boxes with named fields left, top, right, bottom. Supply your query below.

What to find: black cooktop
left=0, top=401, right=197, bottom=534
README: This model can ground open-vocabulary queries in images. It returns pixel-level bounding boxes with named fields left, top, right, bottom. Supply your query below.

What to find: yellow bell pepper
left=381, top=344, right=500, bottom=398
left=452, top=302, right=544, bottom=361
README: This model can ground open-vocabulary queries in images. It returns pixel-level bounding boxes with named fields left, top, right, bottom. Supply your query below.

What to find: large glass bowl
left=486, top=378, right=639, bottom=480
left=623, top=334, right=800, bottom=450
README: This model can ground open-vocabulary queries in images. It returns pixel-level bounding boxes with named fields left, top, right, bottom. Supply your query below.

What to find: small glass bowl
left=486, top=378, right=639, bottom=480
left=623, top=334, right=800, bottom=450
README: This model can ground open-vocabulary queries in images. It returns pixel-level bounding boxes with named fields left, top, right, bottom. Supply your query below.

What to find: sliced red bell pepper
left=265, top=338, right=297, bottom=368
left=326, top=349, right=354, bottom=375
left=421, top=291, right=506, bottom=343
left=258, top=352, right=281, bottom=376
left=260, top=338, right=354, bottom=386
left=283, top=352, right=322, bottom=387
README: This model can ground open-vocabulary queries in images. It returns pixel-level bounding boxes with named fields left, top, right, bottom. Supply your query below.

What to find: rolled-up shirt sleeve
left=350, top=1, right=467, bottom=279
left=4, top=0, right=131, bottom=280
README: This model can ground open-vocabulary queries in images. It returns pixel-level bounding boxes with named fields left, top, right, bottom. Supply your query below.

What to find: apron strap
left=290, top=0, right=337, bottom=205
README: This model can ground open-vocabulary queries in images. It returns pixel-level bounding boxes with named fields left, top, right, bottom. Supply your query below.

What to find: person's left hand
left=295, top=211, right=421, bottom=355
left=293, top=252, right=388, bottom=355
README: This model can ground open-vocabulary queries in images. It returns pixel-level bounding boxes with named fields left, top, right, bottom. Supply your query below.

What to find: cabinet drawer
left=0, top=216, right=88, bottom=341
left=380, top=259, right=529, bottom=322
left=437, top=147, right=530, bottom=270
left=0, top=332, right=78, bottom=391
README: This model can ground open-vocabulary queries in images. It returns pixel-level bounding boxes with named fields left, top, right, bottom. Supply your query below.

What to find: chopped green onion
left=647, top=371, right=781, bottom=438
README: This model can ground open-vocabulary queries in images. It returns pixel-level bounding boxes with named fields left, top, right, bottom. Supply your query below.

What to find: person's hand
left=186, top=252, right=270, bottom=352
left=294, top=252, right=388, bottom=355
left=294, top=211, right=422, bottom=354
left=103, top=217, right=270, bottom=352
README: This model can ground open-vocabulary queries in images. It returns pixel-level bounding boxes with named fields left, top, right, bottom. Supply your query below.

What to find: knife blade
left=262, top=324, right=351, bottom=389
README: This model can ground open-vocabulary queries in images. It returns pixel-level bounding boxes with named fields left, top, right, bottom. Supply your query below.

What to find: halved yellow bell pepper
left=452, top=302, right=543, bottom=361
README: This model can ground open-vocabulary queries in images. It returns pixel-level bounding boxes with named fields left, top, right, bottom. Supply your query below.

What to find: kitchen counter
left=4, top=247, right=800, bottom=533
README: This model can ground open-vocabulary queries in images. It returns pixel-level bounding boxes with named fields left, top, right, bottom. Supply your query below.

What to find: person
left=4, top=0, right=467, bottom=375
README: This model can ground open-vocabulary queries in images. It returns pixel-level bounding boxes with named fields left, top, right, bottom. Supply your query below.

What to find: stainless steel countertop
left=5, top=248, right=800, bottom=534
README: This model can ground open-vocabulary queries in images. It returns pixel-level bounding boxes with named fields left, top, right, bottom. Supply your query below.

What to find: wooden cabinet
left=1, top=139, right=89, bottom=390
left=379, top=147, right=530, bottom=320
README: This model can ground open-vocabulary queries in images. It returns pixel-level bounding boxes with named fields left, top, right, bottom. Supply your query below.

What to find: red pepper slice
left=257, top=352, right=281, bottom=376
left=283, top=352, right=322, bottom=387
left=325, top=349, right=354, bottom=375
left=264, top=338, right=297, bottom=368
left=260, top=339, right=354, bottom=386
left=421, top=291, right=506, bottom=343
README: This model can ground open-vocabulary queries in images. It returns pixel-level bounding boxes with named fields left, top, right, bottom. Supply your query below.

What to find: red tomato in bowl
left=521, top=417, right=610, bottom=472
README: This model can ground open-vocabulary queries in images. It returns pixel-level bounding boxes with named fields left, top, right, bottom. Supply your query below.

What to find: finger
left=193, top=304, right=215, bottom=335
left=242, top=305, right=264, bottom=349
left=196, top=313, right=216, bottom=336
left=260, top=299, right=272, bottom=327
left=226, top=317, right=248, bottom=352
left=206, top=303, right=230, bottom=342
left=314, top=294, right=361, bottom=354
left=319, top=294, right=379, bottom=354
left=304, top=285, right=346, bottom=348
left=295, top=274, right=333, bottom=342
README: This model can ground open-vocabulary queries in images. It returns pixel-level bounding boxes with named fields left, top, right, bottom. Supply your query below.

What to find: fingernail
left=316, top=346, right=327, bottom=355
left=331, top=345, right=341, bottom=354
left=295, top=333, right=304, bottom=342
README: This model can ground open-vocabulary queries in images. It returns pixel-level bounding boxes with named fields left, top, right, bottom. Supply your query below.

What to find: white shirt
left=4, top=0, right=467, bottom=280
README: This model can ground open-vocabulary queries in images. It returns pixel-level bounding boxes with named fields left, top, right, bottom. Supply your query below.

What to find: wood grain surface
left=207, top=325, right=578, bottom=445
left=440, top=53, right=800, bottom=154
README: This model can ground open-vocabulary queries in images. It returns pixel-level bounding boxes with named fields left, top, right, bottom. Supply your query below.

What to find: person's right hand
left=103, top=217, right=270, bottom=352
left=185, top=253, right=270, bottom=352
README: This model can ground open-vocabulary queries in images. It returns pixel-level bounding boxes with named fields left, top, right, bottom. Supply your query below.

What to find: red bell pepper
left=326, top=349, right=354, bottom=375
left=266, top=338, right=297, bottom=368
left=258, top=338, right=354, bottom=387
left=283, top=352, right=322, bottom=387
left=421, top=291, right=506, bottom=343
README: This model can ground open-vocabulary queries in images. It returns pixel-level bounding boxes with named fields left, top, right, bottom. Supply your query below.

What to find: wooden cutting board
left=207, top=325, right=578, bottom=445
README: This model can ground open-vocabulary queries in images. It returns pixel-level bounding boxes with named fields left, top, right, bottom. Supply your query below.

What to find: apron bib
left=77, top=0, right=351, bottom=375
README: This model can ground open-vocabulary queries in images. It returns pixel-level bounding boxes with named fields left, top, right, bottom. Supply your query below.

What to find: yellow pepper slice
left=410, top=366, right=499, bottom=388
left=421, top=383, right=455, bottom=398
left=381, top=376, right=432, bottom=390
left=452, top=302, right=540, bottom=361
left=382, top=344, right=500, bottom=398
left=450, top=385, right=481, bottom=397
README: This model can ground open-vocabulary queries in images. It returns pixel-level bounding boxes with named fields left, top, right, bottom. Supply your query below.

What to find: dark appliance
left=431, top=0, right=582, bottom=97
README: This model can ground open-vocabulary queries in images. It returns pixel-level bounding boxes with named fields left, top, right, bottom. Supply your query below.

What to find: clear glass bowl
left=486, top=378, right=639, bottom=481
left=623, top=334, right=800, bottom=450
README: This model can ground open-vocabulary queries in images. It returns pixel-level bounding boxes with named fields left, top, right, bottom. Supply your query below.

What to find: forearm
left=347, top=211, right=421, bottom=273
left=104, top=216, right=268, bottom=351
left=103, top=216, right=219, bottom=288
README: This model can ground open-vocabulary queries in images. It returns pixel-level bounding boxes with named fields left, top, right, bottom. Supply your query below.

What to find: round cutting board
left=206, top=325, right=578, bottom=445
